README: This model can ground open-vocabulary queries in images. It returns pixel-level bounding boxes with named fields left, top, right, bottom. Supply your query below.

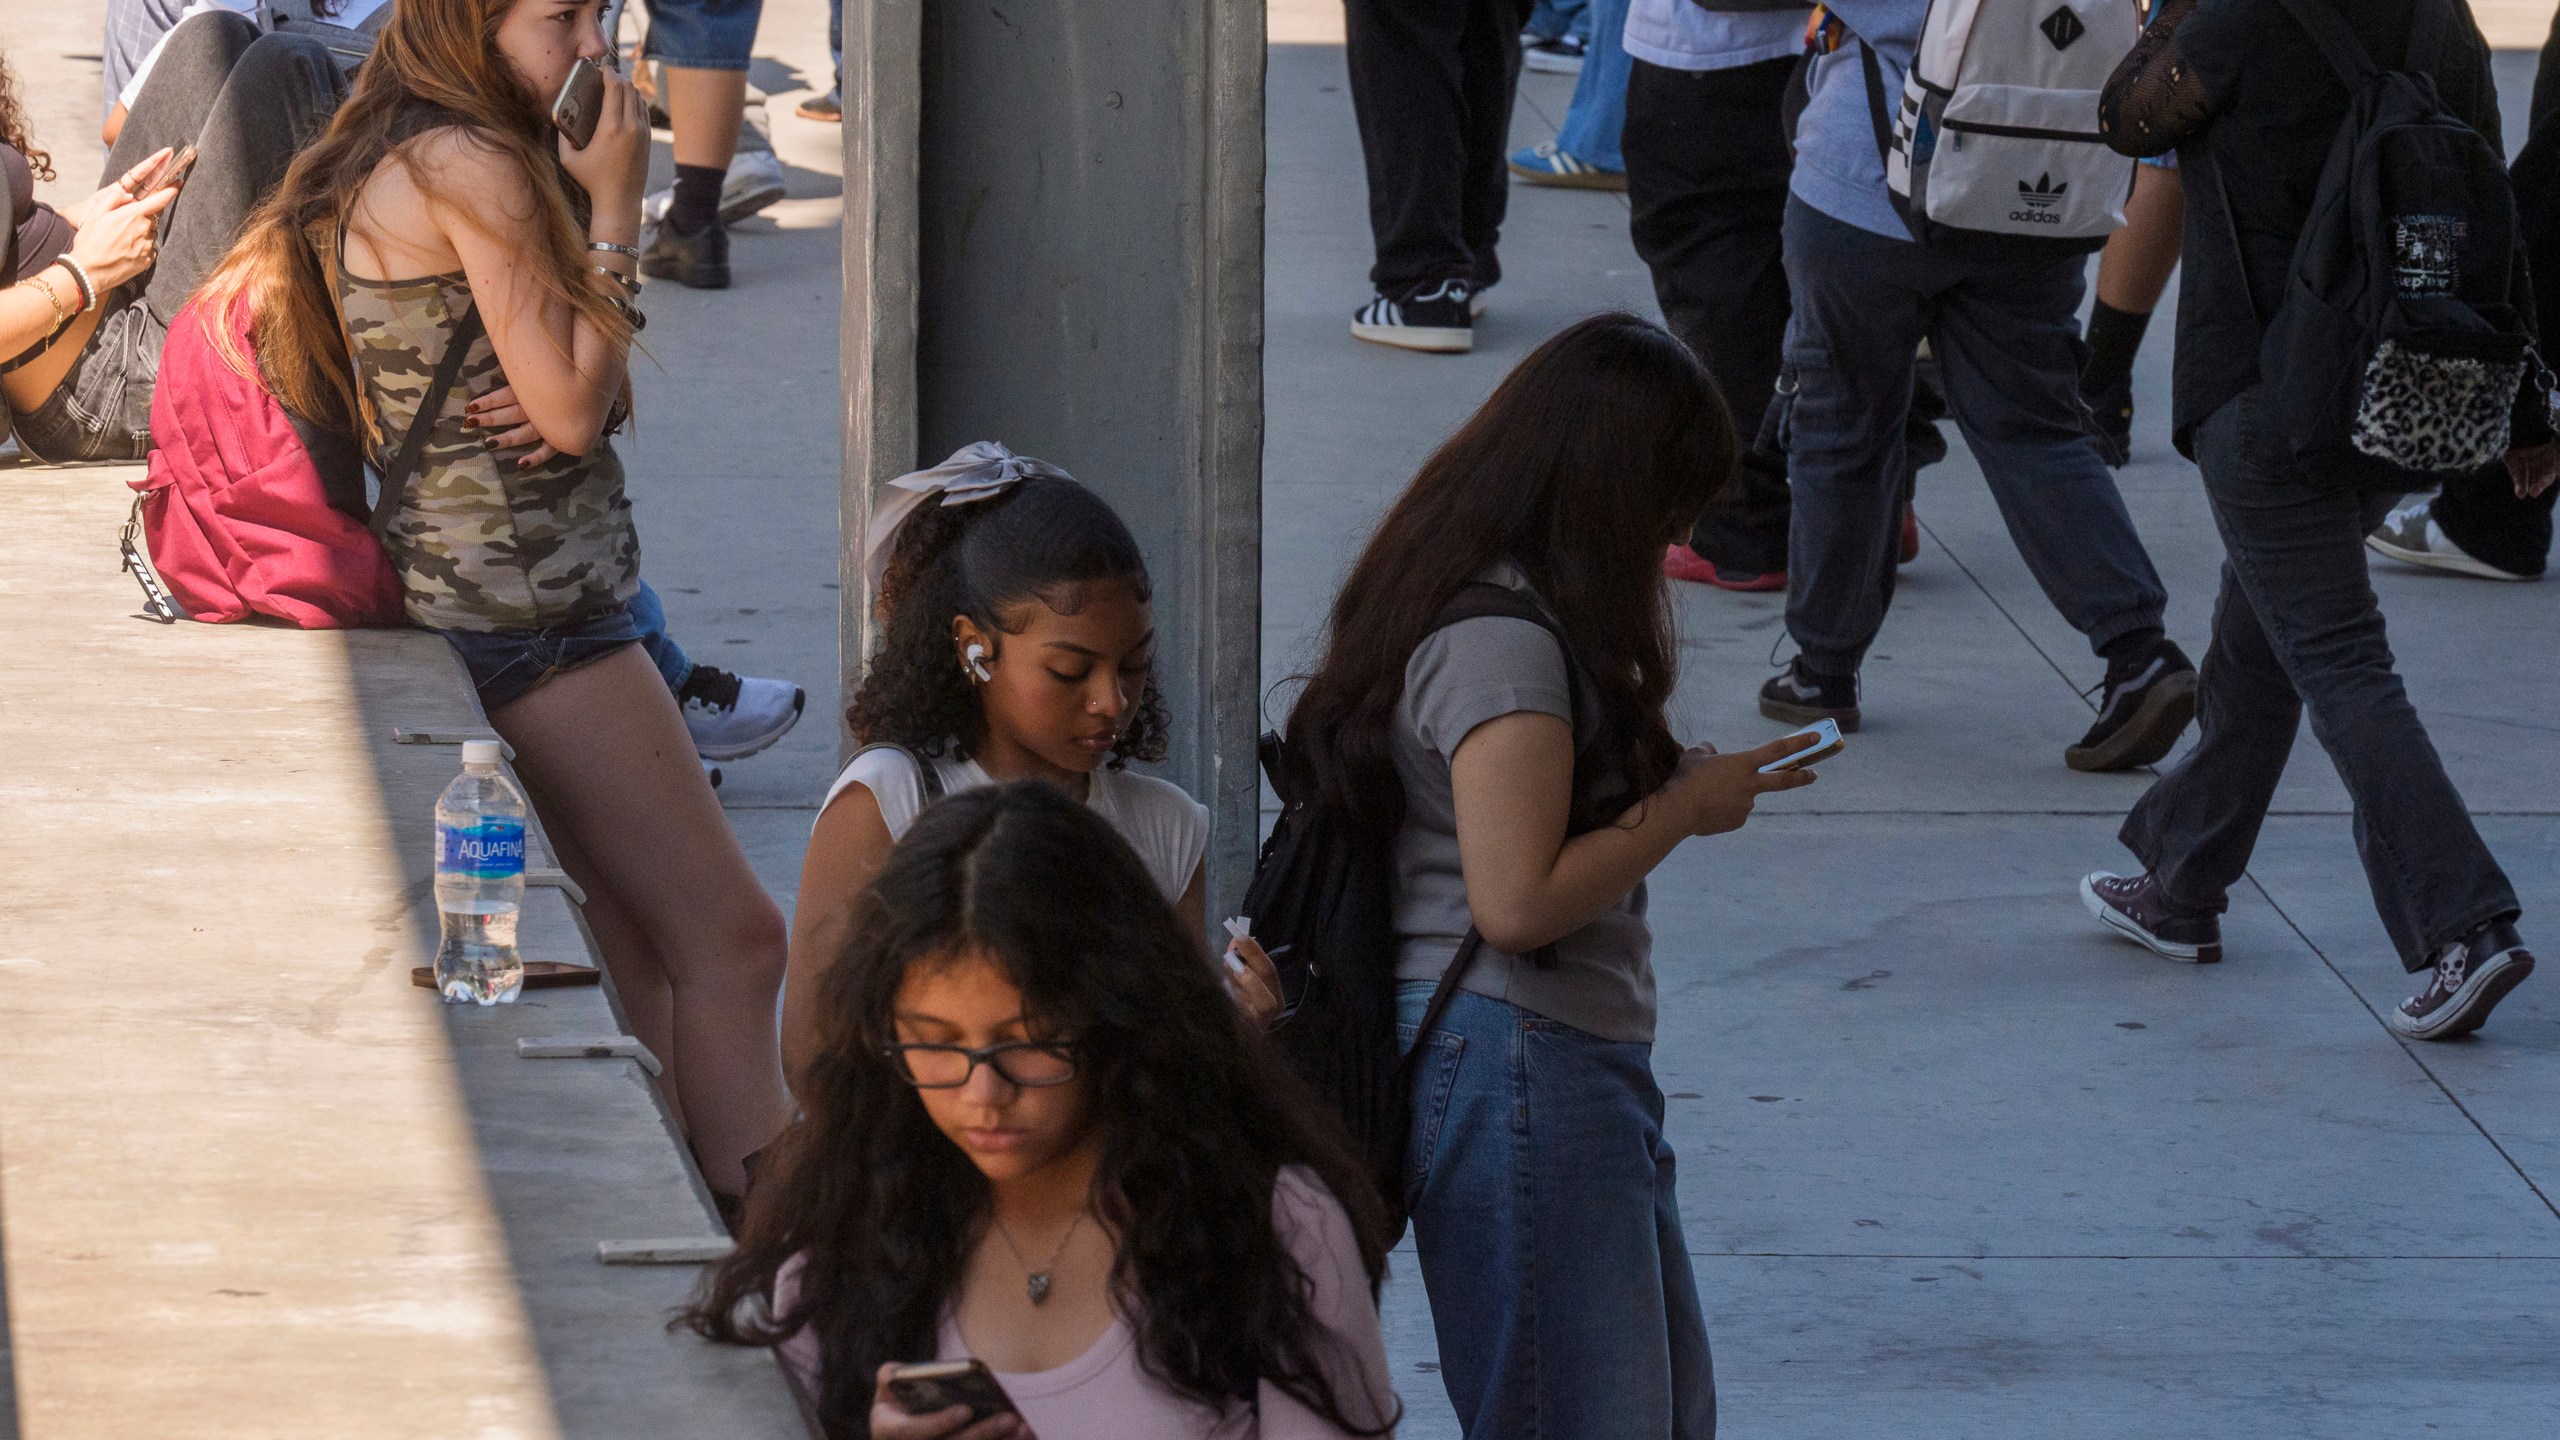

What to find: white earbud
left=964, top=643, right=992, bottom=683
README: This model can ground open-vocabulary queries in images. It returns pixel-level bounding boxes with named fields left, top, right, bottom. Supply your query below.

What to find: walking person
left=1508, top=0, right=1629, bottom=189
left=3, top=13, right=347, bottom=461
left=690, top=783, right=1400, bottom=1439
left=783, top=445, right=1247, bottom=1085
left=2080, top=0, right=2550, bottom=1038
left=1344, top=0, right=1535, bottom=353
left=1759, top=1, right=2196, bottom=773
left=1282, top=314, right=1822, bottom=1439
left=199, top=0, right=788, bottom=1199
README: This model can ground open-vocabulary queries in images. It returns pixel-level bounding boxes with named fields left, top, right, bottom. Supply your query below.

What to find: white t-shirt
left=821, top=747, right=1210, bottom=904
left=1622, top=0, right=1808, bottom=73
left=120, top=0, right=394, bottom=108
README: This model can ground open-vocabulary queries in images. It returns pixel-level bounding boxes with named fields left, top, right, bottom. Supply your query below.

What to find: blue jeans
left=435, top=605, right=643, bottom=711
left=1779, top=197, right=2168, bottom=676
left=1525, top=0, right=1589, bottom=41
left=627, top=580, right=695, bottom=693
left=2121, top=387, right=2519, bottom=970
left=1398, top=984, right=1715, bottom=1439
left=640, top=0, right=764, bottom=71
left=1551, top=0, right=1628, bottom=170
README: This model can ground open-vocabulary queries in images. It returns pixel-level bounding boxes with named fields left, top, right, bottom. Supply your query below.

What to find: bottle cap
left=461, top=739, right=503, bottom=768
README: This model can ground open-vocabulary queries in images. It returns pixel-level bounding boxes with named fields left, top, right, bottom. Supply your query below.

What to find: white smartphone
left=1759, top=718, right=1845, bottom=774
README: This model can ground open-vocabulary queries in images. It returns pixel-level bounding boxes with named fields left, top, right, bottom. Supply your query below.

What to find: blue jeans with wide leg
left=1399, top=984, right=1715, bottom=1439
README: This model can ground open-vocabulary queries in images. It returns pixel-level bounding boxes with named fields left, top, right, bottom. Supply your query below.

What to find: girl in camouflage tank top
left=338, top=267, right=638, bottom=631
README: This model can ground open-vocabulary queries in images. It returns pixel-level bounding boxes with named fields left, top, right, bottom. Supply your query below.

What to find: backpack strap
left=1395, top=930, right=1487, bottom=1091
left=368, top=302, right=487, bottom=537
left=848, top=741, right=947, bottom=804
left=2268, top=0, right=2380, bottom=90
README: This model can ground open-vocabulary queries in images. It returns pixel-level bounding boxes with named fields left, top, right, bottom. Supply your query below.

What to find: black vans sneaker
left=1352, top=279, right=1474, bottom=353
left=2389, top=920, right=2534, bottom=1040
left=2081, top=871, right=2223, bottom=963
left=1758, top=658, right=1861, bottom=731
left=2066, top=637, right=2197, bottom=772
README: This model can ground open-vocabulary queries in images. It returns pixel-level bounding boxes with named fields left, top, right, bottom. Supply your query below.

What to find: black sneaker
left=1758, top=658, right=1861, bottom=731
left=641, top=215, right=731, bottom=290
left=2080, top=870, right=2223, bottom=963
left=2065, top=637, right=2197, bottom=772
left=2083, top=370, right=2134, bottom=468
left=2389, top=920, right=2535, bottom=1040
left=1352, top=279, right=1473, bottom=353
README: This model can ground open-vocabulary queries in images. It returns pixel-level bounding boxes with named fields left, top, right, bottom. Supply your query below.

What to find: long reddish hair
left=197, top=0, right=630, bottom=437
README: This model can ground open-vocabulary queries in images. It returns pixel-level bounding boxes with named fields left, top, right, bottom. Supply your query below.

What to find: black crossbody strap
left=1855, top=38, right=1897, bottom=176
left=2268, top=0, right=2380, bottom=89
left=848, top=741, right=946, bottom=803
left=369, top=303, right=485, bottom=537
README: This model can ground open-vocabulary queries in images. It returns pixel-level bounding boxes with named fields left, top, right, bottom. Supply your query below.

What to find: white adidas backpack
left=1875, top=0, right=2143, bottom=242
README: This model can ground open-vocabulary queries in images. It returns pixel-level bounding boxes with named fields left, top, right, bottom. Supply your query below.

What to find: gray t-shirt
left=1389, top=569, right=1655, bottom=1043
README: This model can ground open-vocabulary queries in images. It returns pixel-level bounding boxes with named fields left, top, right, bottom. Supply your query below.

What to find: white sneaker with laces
left=2365, top=496, right=2534, bottom=581
left=680, top=667, right=806, bottom=761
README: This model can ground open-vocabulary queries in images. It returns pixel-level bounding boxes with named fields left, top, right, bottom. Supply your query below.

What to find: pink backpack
left=126, top=295, right=479, bottom=628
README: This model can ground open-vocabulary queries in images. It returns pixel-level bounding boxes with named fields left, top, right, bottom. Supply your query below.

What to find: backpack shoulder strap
left=2268, top=0, right=2380, bottom=89
left=848, top=741, right=946, bottom=803
left=368, top=302, right=486, bottom=537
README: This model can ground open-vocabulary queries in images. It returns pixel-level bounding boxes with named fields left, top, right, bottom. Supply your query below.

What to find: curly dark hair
left=846, top=475, right=1168, bottom=768
left=687, top=782, right=1397, bottom=1438
left=0, top=43, right=55, bottom=182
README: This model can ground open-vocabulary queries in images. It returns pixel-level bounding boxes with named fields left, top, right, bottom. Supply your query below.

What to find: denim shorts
left=8, top=300, right=161, bottom=463
left=640, top=0, right=764, bottom=71
left=434, top=605, right=642, bottom=711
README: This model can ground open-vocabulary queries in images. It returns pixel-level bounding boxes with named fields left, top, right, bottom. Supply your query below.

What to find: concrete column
left=841, top=0, right=1266, bottom=912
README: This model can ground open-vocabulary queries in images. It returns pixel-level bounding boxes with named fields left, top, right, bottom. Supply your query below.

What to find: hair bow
left=861, top=441, right=1077, bottom=591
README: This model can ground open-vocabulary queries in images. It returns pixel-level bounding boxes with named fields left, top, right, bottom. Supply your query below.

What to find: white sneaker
left=643, top=147, right=790, bottom=228
left=679, top=666, right=806, bottom=761
left=2365, top=496, right=2534, bottom=581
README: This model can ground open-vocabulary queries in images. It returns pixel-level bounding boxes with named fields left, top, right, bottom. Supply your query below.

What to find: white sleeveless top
left=821, top=748, right=1210, bottom=903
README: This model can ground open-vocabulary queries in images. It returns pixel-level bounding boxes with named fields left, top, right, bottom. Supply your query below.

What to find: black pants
left=15, top=15, right=347, bottom=461
left=2123, top=387, right=2518, bottom=971
left=2430, top=462, right=2555, bottom=577
left=1344, top=0, right=1534, bottom=298
left=1624, top=56, right=1796, bottom=572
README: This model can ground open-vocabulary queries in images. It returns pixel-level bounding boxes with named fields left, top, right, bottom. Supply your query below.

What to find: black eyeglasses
left=882, top=1039, right=1081, bottom=1089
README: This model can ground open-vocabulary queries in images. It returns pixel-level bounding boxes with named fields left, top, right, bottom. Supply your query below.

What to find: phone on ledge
left=1759, top=718, right=1846, bottom=774
left=551, top=56, right=606, bottom=148
left=887, top=1360, right=1019, bottom=1422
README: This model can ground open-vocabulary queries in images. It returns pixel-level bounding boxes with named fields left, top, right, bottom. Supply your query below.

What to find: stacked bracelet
left=587, top=240, right=640, bottom=259
left=24, top=273, right=69, bottom=327
left=590, top=262, right=641, bottom=297
left=54, top=256, right=97, bottom=315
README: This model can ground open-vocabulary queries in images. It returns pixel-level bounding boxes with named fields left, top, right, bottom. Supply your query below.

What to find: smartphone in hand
left=1758, top=718, right=1846, bottom=774
left=148, top=145, right=198, bottom=194
left=887, top=1360, right=1018, bottom=1423
left=551, top=57, right=606, bottom=148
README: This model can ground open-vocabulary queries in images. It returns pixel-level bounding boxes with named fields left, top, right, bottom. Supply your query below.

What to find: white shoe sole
left=1353, top=321, right=1472, bottom=353
left=2387, top=948, right=2534, bottom=1040
left=2364, top=532, right=2532, bottom=581
left=1506, top=162, right=1627, bottom=191
left=1523, top=54, right=1585, bottom=74
left=2081, top=874, right=2215, bottom=963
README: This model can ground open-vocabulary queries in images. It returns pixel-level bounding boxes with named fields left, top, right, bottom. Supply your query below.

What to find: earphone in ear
left=964, top=642, right=993, bottom=683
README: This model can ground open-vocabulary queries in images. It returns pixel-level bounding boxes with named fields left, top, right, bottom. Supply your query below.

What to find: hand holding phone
left=1758, top=719, right=1845, bottom=774
left=874, top=1361, right=1028, bottom=1440
left=552, top=57, right=607, bottom=149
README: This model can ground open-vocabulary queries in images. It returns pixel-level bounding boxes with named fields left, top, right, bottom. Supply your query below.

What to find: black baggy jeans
left=1343, top=0, right=1534, bottom=298
left=1624, top=55, right=1795, bottom=573
left=2122, top=386, right=2520, bottom=971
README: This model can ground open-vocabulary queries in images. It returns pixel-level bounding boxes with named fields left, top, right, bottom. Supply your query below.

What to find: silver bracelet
left=587, top=240, right=640, bottom=258
left=54, top=255, right=97, bottom=314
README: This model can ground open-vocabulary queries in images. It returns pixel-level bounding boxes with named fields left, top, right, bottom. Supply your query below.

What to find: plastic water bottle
left=434, top=739, right=527, bottom=1005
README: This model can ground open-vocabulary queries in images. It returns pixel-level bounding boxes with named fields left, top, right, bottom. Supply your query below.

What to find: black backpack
left=2245, top=0, right=2540, bottom=479
left=1243, top=583, right=1626, bottom=1243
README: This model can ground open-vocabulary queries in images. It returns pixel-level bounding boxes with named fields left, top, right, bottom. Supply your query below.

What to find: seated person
left=3, top=12, right=346, bottom=462
left=689, top=781, right=1400, bottom=1439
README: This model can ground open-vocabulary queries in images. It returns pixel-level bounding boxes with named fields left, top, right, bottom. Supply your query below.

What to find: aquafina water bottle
left=434, top=739, right=527, bottom=1005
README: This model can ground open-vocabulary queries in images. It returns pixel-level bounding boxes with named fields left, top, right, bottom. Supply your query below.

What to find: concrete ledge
left=0, top=467, right=804, bottom=1438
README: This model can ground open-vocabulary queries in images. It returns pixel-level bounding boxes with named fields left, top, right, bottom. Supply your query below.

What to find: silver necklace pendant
left=1026, top=1272, right=1053, bottom=1306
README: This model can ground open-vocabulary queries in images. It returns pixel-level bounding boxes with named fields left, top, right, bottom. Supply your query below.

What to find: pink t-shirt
left=774, top=1167, right=1397, bottom=1438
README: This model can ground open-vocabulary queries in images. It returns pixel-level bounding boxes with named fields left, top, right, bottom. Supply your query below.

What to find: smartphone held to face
left=551, top=57, right=607, bottom=148
left=1759, top=718, right=1846, bottom=774
left=888, top=1360, right=1019, bottom=1422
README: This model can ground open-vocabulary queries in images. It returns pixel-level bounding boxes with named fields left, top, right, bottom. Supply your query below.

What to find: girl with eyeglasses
left=786, top=446, right=1278, bottom=1089
left=690, top=781, right=1400, bottom=1440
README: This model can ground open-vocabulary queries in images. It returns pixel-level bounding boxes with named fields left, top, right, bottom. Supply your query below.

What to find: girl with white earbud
left=785, top=443, right=1277, bottom=1088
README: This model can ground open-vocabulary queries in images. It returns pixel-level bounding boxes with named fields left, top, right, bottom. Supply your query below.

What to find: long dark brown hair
left=0, top=43, right=52, bottom=181
left=196, top=0, right=631, bottom=436
left=1284, top=312, right=1735, bottom=838
left=687, top=782, right=1394, bottom=1438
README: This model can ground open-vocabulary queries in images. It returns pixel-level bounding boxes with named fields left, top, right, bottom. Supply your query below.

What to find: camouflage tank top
left=338, top=269, right=639, bottom=632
